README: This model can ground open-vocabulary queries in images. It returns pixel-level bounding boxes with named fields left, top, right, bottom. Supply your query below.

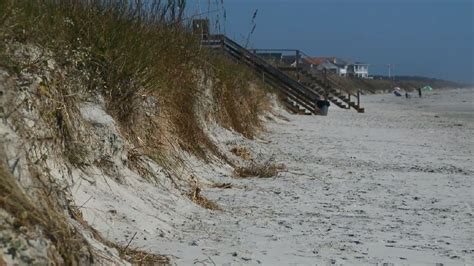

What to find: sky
left=188, top=0, right=474, bottom=84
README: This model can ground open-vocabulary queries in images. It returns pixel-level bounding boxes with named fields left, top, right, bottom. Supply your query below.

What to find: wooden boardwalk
left=202, top=35, right=364, bottom=114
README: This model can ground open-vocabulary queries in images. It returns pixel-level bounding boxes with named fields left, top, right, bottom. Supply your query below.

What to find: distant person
left=405, top=92, right=411, bottom=99
left=418, top=88, right=422, bottom=98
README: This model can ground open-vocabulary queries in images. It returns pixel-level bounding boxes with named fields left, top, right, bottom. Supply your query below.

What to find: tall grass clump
left=210, top=54, right=271, bottom=139
left=1, top=0, right=195, bottom=114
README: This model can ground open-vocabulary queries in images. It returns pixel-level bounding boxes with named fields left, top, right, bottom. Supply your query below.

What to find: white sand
left=70, top=89, right=473, bottom=265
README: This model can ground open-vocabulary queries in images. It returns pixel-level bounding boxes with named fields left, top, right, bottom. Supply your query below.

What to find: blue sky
left=189, top=0, right=473, bottom=84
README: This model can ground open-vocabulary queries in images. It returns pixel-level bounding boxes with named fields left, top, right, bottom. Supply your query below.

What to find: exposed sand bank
left=69, top=89, right=473, bottom=265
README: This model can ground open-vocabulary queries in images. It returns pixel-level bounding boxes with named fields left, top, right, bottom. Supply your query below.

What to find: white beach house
left=348, top=62, right=369, bottom=78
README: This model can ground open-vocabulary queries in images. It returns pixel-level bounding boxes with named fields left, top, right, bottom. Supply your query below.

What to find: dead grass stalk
left=187, top=186, right=220, bottom=210
left=234, top=160, right=286, bottom=178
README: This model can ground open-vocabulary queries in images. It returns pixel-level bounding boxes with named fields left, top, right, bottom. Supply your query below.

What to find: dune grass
left=0, top=0, right=271, bottom=162
left=0, top=1, right=275, bottom=263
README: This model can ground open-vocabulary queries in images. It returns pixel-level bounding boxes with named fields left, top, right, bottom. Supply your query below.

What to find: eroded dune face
left=0, top=42, right=274, bottom=265
left=2, top=50, right=473, bottom=265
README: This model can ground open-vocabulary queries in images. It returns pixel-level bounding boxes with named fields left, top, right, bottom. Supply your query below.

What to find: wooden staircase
left=299, top=69, right=365, bottom=113
left=201, top=34, right=365, bottom=114
left=250, top=48, right=365, bottom=113
left=201, top=35, right=322, bottom=115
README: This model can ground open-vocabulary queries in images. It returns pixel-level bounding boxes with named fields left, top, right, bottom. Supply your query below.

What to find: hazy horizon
left=189, top=0, right=473, bottom=85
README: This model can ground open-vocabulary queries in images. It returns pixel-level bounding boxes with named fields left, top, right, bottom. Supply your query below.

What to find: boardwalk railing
left=202, top=35, right=365, bottom=113
left=202, top=35, right=321, bottom=114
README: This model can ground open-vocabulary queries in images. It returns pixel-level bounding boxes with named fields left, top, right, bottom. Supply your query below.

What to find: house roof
left=352, top=61, right=369, bottom=65
left=294, top=55, right=369, bottom=67
left=303, top=57, right=327, bottom=65
left=306, top=56, right=351, bottom=67
left=332, top=58, right=350, bottom=67
left=317, top=61, right=339, bottom=70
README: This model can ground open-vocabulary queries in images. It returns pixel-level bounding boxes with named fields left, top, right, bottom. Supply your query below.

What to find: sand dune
left=72, top=89, right=473, bottom=265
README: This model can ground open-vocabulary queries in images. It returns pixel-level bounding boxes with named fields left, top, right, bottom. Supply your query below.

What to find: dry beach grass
left=234, top=160, right=286, bottom=178
left=0, top=0, right=273, bottom=264
left=0, top=0, right=271, bottom=163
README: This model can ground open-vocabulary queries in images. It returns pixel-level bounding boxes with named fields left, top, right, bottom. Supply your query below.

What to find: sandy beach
left=172, top=89, right=473, bottom=265
left=72, top=89, right=473, bottom=265
left=2, top=2, right=473, bottom=265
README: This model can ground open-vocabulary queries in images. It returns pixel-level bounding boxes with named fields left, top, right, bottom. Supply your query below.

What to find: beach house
left=307, top=57, right=370, bottom=79
left=302, top=57, right=349, bottom=77
left=348, top=62, right=369, bottom=78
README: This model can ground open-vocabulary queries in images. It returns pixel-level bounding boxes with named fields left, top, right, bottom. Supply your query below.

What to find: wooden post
left=323, top=69, right=328, bottom=87
left=192, top=19, right=209, bottom=39
left=296, top=50, right=300, bottom=81
left=357, top=90, right=360, bottom=106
